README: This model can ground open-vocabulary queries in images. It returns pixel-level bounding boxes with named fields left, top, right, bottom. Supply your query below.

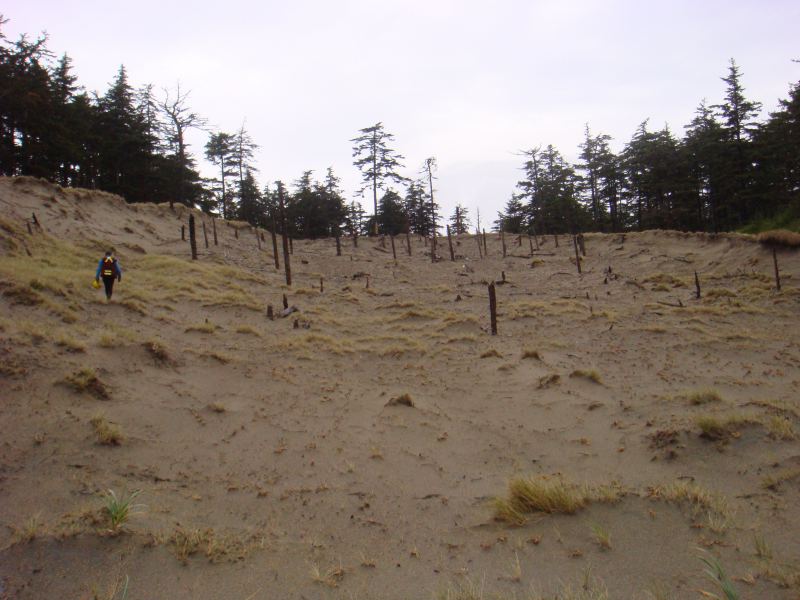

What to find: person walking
left=95, top=251, right=122, bottom=301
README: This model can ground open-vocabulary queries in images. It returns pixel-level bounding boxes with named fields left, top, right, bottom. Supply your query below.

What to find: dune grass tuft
left=570, top=369, right=602, bottom=384
left=521, top=349, right=542, bottom=360
left=493, top=475, right=622, bottom=523
left=480, top=348, right=502, bottom=358
left=102, top=489, right=143, bottom=531
left=65, top=367, right=109, bottom=399
left=90, top=413, right=123, bottom=445
left=758, top=229, right=800, bottom=248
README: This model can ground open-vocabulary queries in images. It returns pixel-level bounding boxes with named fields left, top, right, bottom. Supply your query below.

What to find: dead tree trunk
left=406, top=230, right=412, bottom=256
left=335, top=231, right=342, bottom=256
left=181, top=225, right=185, bottom=241
left=488, top=282, right=497, bottom=335
left=202, top=221, right=209, bottom=248
left=234, top=227, right=239, bottom=239
left=577, top=233, right=586, bottom=257
left=212, top=217, right=218, bottom=245
left=554, top=234, right=559, bottom=248
left=391, top=235, right=397, bottom=260
left=476, top=230, right=483, bottom=259
left=256, top=229, right=262, bottom=250
left=772, top=248, right=781, bottom=292
left=446, top=225, right=455, bottom=261
left=483, top=229, right=488, bottom=256
left=528, top=235, right=534, bottom=256
left=289, top=237, right=293, bottom=255
left=501, top=229, right=507, bottom=258
left=572, top=235, right=581, bottom=274
left=278, top=193, right=292, bottom=286
left=270, top=218, right=280, bottom=270
left=189, top=214, right=198, bottom=260
left=431, top=230, right=437, bottom=263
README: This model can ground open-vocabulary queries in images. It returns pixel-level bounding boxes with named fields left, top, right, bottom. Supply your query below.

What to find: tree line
left=2, top=17, right=797, bottom=236
left=500, top=59, right=800, bottom=235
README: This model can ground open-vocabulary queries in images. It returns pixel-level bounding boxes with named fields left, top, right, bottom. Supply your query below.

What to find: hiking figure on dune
left=95, top=251, right=122, bottom=301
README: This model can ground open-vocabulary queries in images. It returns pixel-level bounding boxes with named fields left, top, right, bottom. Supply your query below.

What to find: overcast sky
left=5, top=1, right=799, bottom=224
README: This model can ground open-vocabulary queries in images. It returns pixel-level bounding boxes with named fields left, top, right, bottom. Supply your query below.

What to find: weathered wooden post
left=181, top=225, right=185, bottom=241
left=476, top=229, right=483, bottom=259
left=577, top=233, right=586, bottom=257
left=773, top=248, right=781, bottom=292
left=501, top=229, right=507, bottom=258
left=270, top=217, right=280, bottom=270
left=335, top=230, right=342, bottom=256
left=283, top=294, right=289, bottom=309
left=212, top=217, right=218, bottom=245
left=235, top=227, right=239, bottom=239
left=189, top=214, right=198, bottom=260
left=406, top=230, right=412, bottom=256
left=431, top=230, right=437, bottom=263
left=353, top=228, right=358, bottom=248
left=517, top=234, right=522, bottom=247
left=278, top=190, right=292, bottom=286
left=446, top=225, right=455, bottom=261
left=390, top=235, right=397, bottom=260
left=488, top=282, right=497, bottom=336
left=202, top=221, right=209, bottom=248
left=255, top=228, right=262, bottom=250
left=572, top=235, right=581, bottom=274
left=554, top=234, right=559, bottom=248
left=320, top=276, right=324, bottom=293
left=694, top=271, right=701, bottom=299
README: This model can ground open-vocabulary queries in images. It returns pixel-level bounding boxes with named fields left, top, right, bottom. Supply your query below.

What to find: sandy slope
left=0, top=176, right=799, bottom=599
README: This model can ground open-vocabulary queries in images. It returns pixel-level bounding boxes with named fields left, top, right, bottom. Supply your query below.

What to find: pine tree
left=351, top=122, right=406, bottom=232
left=160, top=84, right=206, bottom=207
left=205, top=131, right=236, bottom=217
left=450, top=204, right=471, bottom=234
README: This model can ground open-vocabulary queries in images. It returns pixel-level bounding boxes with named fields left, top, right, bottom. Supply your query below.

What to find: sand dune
left=1, top=176, right=799, bottom=599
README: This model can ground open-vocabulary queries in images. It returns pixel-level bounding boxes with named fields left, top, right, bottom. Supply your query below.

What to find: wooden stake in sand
left=528, top=235, right=534, bottom=256
left=234, top=227, right=239, bottom=239
left=202, top=221, right=209, bottom=248
left=283, top=294, right=289, bottom=309
left=772, top=248, right=781, bottom=292
left=501, top=229, right=507, bottom=258
left=694, top=271, right=701, bottom=299
left=406, top=230, right=412, bottom=256
left=212, top=217, right=218, bottom=246
left=572, top=235, right=582, bottom=274
left=475, top=229, right=483, bottom=259
left=577, top=233, right=586, bottom=257
left=391, top=235, right=397, bottom=260
left=335, top=230, right=342, bottom=256
left=353, top=229, right=358, bottom=248
left=554, top=234, right=559, bottom=248
left=431, top=230, right=437, bottom=263
left=446, top=225, right=455, bottom=261
left=320, top=276, right=324, bottom=293
left=488, top=282, right=498, bottom=335
left=255, top=228, right=262, bottom=250
left=270, top=218, right=280, bottom=270
left=181, top=225, right=185, bottom=241
left=188, top=214, right=198, bottom=260
left=278, top=191, right=292, bottom=286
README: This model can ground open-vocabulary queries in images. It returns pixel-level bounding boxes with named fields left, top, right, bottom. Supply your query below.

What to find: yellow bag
left=92, top=279, right=101, bottom=289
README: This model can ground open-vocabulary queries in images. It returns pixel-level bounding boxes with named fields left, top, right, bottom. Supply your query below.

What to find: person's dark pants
left=102, top=276, right=115, bottom=300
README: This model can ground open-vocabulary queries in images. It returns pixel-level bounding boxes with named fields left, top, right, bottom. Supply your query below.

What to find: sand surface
left=1, top=176, right=799, bottom=599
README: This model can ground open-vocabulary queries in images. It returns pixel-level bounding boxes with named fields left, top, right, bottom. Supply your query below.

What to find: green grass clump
left=103, top=489, right=143, bottom=531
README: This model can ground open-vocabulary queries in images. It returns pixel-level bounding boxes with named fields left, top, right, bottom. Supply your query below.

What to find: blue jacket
left=96, top=256, right=122, bottom=280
